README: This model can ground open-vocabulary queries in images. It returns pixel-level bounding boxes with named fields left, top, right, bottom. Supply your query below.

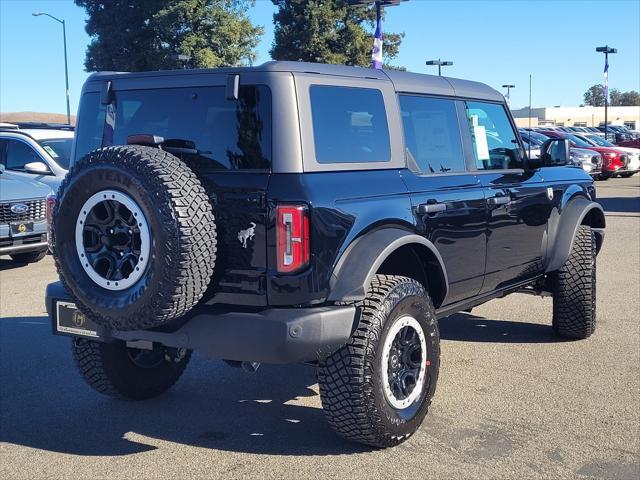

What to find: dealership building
left=510, top=105, right=640, bottom=130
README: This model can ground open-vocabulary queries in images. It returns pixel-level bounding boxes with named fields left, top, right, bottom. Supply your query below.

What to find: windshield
left=38, top=138, right=73, bottom=169
left=521, top=131, right=548, bottom=145
left=564, top=134, right=593, bottom=148
left=586, top=135, right=614, bottom=147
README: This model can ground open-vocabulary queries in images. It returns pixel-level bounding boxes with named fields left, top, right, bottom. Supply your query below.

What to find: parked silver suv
left=0, top=123, right=73, bottom=191
left=0, top=164, right=52, bottom=263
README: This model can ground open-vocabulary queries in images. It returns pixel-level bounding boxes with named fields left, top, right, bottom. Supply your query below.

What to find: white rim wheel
left=381, top=315, right=428, bottom=410
left=75, top=189, right=151, bottom=291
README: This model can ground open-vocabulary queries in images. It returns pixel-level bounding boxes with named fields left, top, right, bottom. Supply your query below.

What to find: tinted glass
left=5, top=139, right=41, bottom=170
left=587, top=135, right=614, bottom=147
left=465, top=101, right=523, bottom=170
left=528, top=131, right=550, bottom=143
left=564, top=134, right=593, bottom=148
left=38, top=138, right=73, bottom=169
left=75, top=86, right=271, bottom=170
left=400, top=96, right=465, bottom=173
left=74, top=92, right=106, bottom=162
left=310, top=85, right=390, bottom=164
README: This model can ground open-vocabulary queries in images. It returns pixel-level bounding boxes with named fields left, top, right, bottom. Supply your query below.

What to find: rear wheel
left=550, top=225, right=597, bottom=339
left=317, top=275, right=440, bottom=448
left=72, top=338, right=191, bottom=400
left=9, top=249, right=46, bottom=264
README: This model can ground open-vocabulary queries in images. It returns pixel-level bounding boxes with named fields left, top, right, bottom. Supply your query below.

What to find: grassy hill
left=0, top=112, right=76, bottom=126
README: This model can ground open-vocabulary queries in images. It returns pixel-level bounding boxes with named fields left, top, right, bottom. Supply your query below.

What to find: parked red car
left=539, top=130, right=629, bottom=179
left=616, top=139, right=640, bottom=149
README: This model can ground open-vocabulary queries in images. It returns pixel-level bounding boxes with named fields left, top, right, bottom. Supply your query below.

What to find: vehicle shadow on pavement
left=0, top=258, right=32, bottom=271
left=597, top=196, right=640, bottom=214
left=0, top=315, right=373, bottom=456
left=439, top=313, right=561, bottom=343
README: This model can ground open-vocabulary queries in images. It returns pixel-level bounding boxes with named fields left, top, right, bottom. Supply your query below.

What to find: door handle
left=488, top=195, right=510, bottom=206
left=417, top=202, right=447, bottom=214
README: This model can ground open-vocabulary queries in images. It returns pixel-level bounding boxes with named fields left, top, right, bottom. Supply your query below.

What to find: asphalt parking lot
left=1, top=176, right=638, bottom=480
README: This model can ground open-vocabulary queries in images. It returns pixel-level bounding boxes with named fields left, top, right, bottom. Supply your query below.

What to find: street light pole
left=502, top=84, right=515, bottom=105
left=426, top=59, right=453, bottom=76
left=32, top=12, right=71, bottom=124
left=596, top=45, right=617, bottom=140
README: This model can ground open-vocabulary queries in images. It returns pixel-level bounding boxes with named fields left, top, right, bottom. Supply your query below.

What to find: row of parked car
left=0, top=119, right=638, bottom=266
left=520, top=126, right=640, bottom=180
left=531, top=124, right=640, bottom=145
left=0, top=122, right=73, bottom=263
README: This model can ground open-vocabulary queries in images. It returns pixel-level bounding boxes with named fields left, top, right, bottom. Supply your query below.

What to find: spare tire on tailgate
left=53, top=145, right=217, bottom=331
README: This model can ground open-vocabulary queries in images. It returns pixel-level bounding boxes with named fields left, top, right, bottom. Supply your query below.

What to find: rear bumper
left=46, top=281, right=356, bottom=364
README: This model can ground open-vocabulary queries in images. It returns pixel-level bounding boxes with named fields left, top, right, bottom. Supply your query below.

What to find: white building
left=510, top=105, right=640, bottom=130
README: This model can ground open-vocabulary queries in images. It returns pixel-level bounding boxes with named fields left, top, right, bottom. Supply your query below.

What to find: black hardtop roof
left=86, top=60, right=503, bottom=102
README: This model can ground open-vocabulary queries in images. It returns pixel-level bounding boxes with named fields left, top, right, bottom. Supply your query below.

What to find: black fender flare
left=327, top=228, right=449, bottom=303
left=545, top=197, right=605, bottom=273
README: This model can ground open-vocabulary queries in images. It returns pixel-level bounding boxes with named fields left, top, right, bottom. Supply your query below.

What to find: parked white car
left=0, top=123, right=73, bottom=190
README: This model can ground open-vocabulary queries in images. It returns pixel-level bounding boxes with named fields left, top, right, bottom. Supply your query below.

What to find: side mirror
left=540, top=138, right=570, bottom=167
left=23, top=161, right=51, bottom=174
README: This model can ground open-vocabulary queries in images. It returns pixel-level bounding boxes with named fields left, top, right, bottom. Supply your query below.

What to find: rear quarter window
left=309, top=85, right=391, bottom=164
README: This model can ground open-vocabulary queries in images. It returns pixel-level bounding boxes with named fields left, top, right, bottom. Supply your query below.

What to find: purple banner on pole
left=603, top=57, right=609, bottom=99
left=371, top=3, right=383, bottom=69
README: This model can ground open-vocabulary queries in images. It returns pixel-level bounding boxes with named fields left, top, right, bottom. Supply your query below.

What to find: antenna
left=528, top=74, right=532, bottom=160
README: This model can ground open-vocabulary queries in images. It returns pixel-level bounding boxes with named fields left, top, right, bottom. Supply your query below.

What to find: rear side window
left=310, top=85, right=390, bottom=164
left=75, top=86, right=271, bottom=171
left=465, top=101, right=523, bottom=170
left=399, top=96, right=465, bottom=174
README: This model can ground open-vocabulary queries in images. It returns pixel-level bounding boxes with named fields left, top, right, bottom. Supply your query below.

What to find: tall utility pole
left=596, top=45, right=617, bottom=140
left=502, top=84, right=515, bottom=105
left=426, top=59, right=453, bottom=76
left=33, top=12, right=71, bottom=124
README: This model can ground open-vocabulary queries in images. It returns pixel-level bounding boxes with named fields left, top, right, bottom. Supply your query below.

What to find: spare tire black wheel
left=53, top=145, right=217, bottom=331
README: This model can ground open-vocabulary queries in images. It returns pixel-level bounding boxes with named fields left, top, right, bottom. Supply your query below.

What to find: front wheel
left=317, top=275, right=440, bottom=448
left=550, top=225, right=597, bottom=339
left=72, top=338, right=191, bottom=400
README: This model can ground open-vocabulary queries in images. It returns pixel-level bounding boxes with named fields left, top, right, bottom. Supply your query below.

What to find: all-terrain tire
left=550, top=225, right=596, bottom=339
left=72, top=338, right=191, bottom=400
left=317, top=275, right=440, bottom=448
left=10, top=249, right=47, bottom=263
left=53, top=146, right=216, bottom=331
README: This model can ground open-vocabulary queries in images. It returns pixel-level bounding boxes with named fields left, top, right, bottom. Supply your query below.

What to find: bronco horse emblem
left=237, top=222, right=256, bottom=248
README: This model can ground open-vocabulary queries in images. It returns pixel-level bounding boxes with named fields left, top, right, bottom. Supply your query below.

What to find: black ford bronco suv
left=46, top=62, right=605, bottom=448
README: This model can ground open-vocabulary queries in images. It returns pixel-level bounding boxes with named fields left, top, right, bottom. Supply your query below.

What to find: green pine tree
left=270, top=0, right=404, bottom=68
left=75, top=0, right=263, bottom=71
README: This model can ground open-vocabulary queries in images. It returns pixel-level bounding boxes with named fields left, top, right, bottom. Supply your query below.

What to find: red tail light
left=46, top=194, right=56, bottom=248
left=276, top=204, right=309, bottom=274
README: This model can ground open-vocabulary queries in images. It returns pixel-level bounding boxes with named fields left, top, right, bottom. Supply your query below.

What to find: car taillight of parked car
left=276, top=204, right=309, bottom=274
left=46, top=194, right=56, bottom=248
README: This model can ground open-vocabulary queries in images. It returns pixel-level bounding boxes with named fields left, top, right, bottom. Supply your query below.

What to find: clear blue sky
left=1, top=0, right=639, bottom=115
